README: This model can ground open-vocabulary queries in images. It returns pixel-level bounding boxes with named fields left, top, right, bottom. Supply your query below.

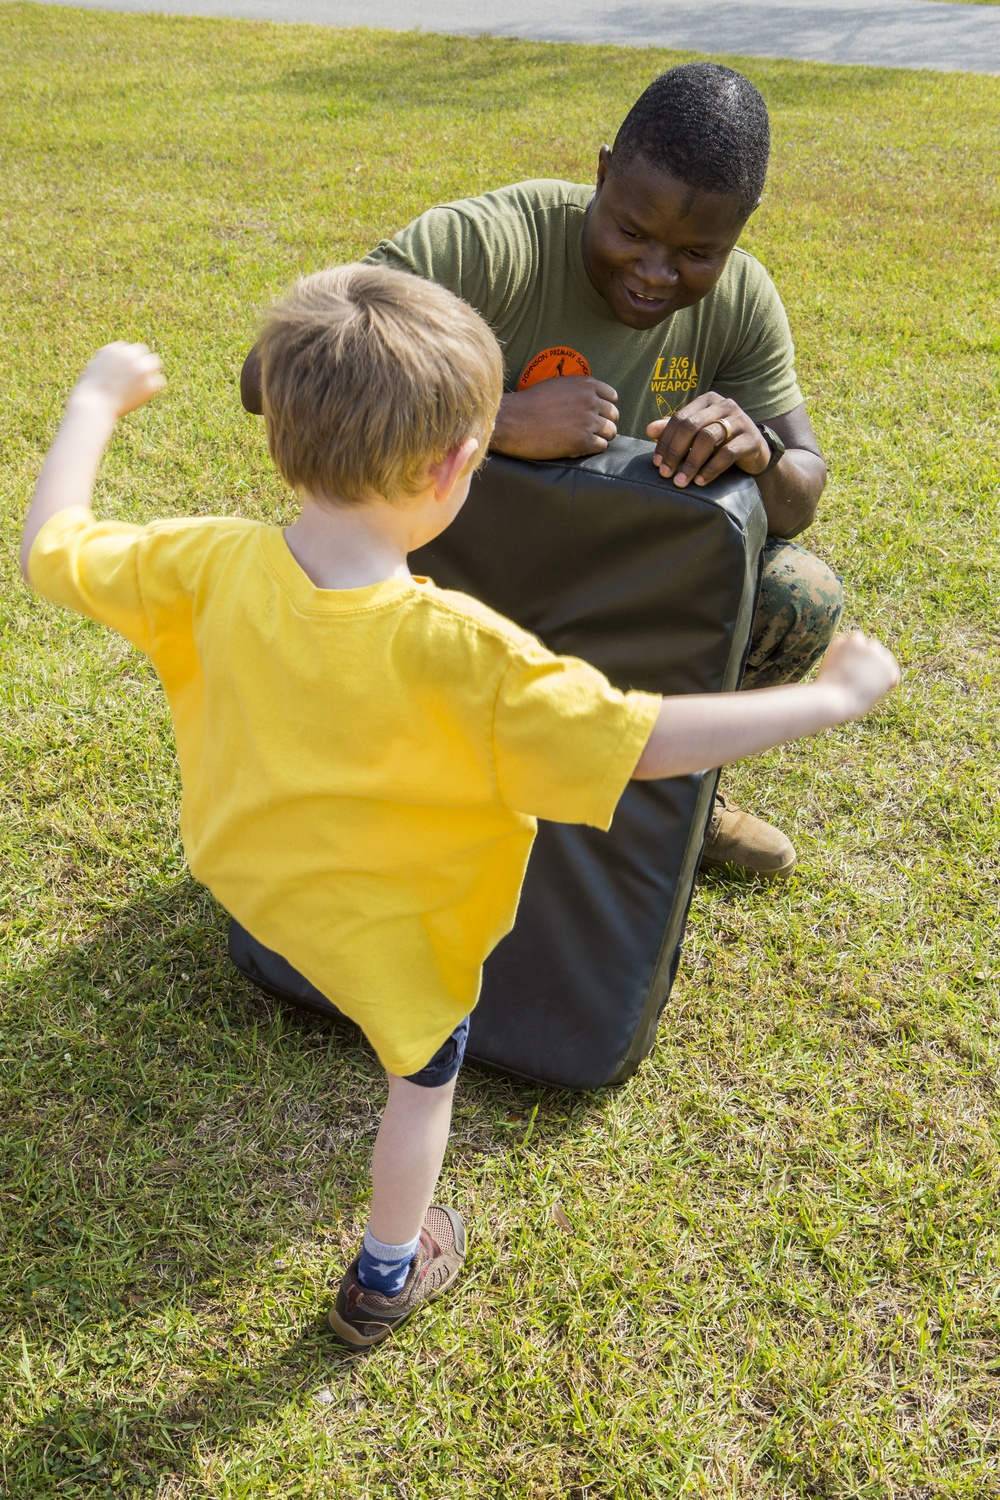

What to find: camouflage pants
left=742, top=539, right=844, bottom=690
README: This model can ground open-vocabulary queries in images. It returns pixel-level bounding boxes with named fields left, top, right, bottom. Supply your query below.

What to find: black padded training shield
left=228, top=437, right=765, bottom=1089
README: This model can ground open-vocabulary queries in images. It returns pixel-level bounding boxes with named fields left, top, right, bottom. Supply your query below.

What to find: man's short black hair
left=611, top=63, right=770, bottom=221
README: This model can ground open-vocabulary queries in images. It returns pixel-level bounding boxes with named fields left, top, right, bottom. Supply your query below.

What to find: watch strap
left=756, top=423, right=786, bottom=475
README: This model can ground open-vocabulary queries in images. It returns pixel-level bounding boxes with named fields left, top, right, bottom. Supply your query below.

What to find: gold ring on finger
left=716, top=417, right=734, bottom=445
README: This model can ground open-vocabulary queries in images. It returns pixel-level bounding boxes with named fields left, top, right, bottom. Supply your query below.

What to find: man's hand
left=647, top=392, right=767, bottom=488
left=649, top=398, right=827, bottom=539
left=74, top=341, right=165, bottom=419
left=815, top=630, right=901, bottom=721
left=490, top=377, right=619, bottom=460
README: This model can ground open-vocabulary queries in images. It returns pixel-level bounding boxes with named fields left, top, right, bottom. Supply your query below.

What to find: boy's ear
left=430, top=437, right=480, bottom=501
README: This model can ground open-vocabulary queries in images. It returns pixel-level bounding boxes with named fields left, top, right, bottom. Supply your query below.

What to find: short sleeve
left=492, top=645, right=660, bottom=829
left=715, top=258, right=802, bottom=422
left=28, top=508, right=153, bottom=654
left=364, top=205, right=494, bottom=318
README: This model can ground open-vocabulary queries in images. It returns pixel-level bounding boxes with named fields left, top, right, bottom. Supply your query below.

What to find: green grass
left=1, top=5, right=998, bottom=1497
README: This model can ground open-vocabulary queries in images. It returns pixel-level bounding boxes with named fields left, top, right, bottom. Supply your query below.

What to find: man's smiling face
left=581, top=145, right=752, bottom=331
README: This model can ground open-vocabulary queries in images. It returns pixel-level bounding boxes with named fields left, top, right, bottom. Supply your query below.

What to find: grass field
left=1, top=4, right=998, bottom=1497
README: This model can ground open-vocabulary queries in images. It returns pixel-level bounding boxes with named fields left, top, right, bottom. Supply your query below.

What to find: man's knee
left=744, top=540, right=844, bottom=689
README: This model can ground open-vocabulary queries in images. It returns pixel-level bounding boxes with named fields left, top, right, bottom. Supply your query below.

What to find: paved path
left=28, top=0, right=1000, bottom=73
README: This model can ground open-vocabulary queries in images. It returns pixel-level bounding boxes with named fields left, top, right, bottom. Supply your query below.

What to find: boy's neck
left=282, top=491, right=420, bottom=590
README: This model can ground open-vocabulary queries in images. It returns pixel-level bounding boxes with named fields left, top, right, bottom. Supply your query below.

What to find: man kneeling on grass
left=22, top=265, right=898, bottom=1349
left=244, top=63, right=844, bottom=881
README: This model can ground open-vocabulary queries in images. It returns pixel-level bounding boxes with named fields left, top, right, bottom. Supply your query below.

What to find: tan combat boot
left=700, top=791, right=796, bottom=880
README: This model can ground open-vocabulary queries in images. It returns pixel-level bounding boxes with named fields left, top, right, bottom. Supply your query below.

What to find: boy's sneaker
left=327, top=1206, right=466, bottom=1350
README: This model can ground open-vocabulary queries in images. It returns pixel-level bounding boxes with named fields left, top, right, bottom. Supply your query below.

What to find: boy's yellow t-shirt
left=30, top=509, right=660, bottom=1075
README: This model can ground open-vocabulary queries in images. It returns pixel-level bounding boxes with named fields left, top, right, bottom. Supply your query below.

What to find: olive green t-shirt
left=365, top=179, right=802, bottom=435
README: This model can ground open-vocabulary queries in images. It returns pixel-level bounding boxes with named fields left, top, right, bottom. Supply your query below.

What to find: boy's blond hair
left=258, top=264, right=504, bottom=506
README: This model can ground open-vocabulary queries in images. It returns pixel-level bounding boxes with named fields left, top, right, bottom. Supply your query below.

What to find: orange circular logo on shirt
left=517, top=347, right=591, bottom=390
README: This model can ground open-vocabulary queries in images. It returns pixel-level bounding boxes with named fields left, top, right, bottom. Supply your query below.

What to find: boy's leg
left=328, top=1020, right=469, bottom=1350
left=368, top=1072, right=458, bottom=1247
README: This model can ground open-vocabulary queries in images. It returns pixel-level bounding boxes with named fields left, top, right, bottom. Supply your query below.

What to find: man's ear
left=430, top=436, right=480, bottom=502
left=596, top=144, right=612, bottom=192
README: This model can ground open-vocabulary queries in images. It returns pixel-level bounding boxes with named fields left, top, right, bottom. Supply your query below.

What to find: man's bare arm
left=241, top=344, right=264, bottom=415
left=241, top=345, right=619, bottom=462
left=752, top=405, right=827, bottom=538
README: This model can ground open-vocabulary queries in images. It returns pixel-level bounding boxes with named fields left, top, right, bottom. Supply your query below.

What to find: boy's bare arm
left=632, top=632, right=899, bottom=781
left=20, top=343, right=165, bottom=581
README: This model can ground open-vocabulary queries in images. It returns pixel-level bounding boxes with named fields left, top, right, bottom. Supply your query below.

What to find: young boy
left=21, top=265, right=899, bottom=1351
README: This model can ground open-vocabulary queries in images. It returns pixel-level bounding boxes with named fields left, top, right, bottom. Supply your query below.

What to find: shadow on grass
left=2, top=874, right=602, bottom=1496
left=270, top=32, right=921, bottom=120
left=6, top=1324, right=351, bottom=1499
left=271, top=35, right=629, bottom=115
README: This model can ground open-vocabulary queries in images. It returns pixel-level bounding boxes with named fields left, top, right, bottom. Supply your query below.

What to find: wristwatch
left=756, top=422, right=786, bottom=474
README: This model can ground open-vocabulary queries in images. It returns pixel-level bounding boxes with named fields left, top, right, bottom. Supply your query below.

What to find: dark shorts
left=404, top=1014, right=470, bottom=1088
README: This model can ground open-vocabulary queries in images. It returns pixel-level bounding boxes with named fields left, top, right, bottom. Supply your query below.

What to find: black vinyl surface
left=228, top=438, right=765, bottom=1089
